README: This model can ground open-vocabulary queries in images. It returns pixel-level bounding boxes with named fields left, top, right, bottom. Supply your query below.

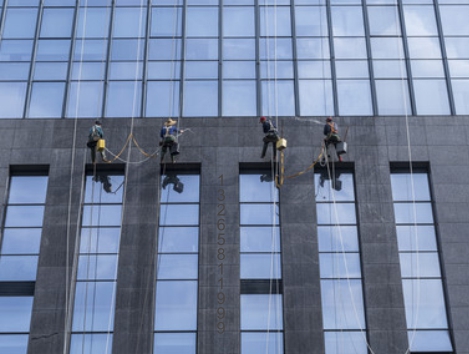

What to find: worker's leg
left=170, top=141, right=179, bottom=156
left=261, top=141, right=269, bottom=158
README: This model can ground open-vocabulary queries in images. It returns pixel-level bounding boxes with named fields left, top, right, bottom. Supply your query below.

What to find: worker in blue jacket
left=160, top=118, right=183, bottom=163
left=87, top=120, right=108, bottom=163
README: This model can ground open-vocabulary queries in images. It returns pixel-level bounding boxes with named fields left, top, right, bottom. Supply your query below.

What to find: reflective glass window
left=296, top=38, right=330, bottom=60
left=0, top=40, right=34, bottom=62
left=448, top=60, right=469, bottom=78
left=403, top=5, right=438, bottom=36
left=240, top=172, right=283, bottom=352
left=148, top=39, right=182, bottom=60
left=0, top=335, right=28, bottom=354
left=241, top=332, right=284, bottom=354
left=373, top=60, right=407, bottom=78
left=407, top=38, right=442, bottom=59
left=331, top=6, right=365, bottom=36
left=28, top=82, right=65, bottom=118
left=261, top=80, right=295, bottom=116
left=186, top=39, right=218, bottom=60
left=299, top=80, right=334, bottom=116
left=113, top=7, right=147, bottom=38
left=105, top=81, right=142, bottom=118
left=186, top=7, right=218, bottom=37
left=367, top=5, right=401, bottom=36
left=185, top=61, right=218, bottom=79
left=223, top=80, right=257, bottom=116
left=146, top=81, right=180, bottom=118
left=33, top=62, right=68, bottom=80
left=260, top=6, right=291, bottom=37
left=71, top=62, right=106, bottom=81
left=452, top=79, right=469, bottom=115
left=334, top=38, right=367, bottom=59
left=411, top=60, right=445, bottom=78
left=371, top=37, right=405, bottom=59
left=0, top=82, right=27, bottom=118
left=223, top=7, right=255, bottom=37
left=439, top=5, right=469, bottom=36
left=40, top=8, right=74, bottom=38
left=151, top=7, right=182, bottom=37
left=155, top=173, right=199, bottom=350
left=241, top=295, right=283, bottom=330
left=298, top=61, right=331, bottom=79
left=67, top=82, right=104, bottom=118
left=0, top=63, right=30, bottom=80
left=73, top=39, right=108, bottom=61
left=76, top=8, right=111, bottom=39
left=295, top=6, right=328, bottom=37
left=413, top=79, right=450, bottom=115
left=445, top=38, right=469, bottom=59
left=375, top=80, right=411, bottom=115
left=391, top=171, right=452, bottom=352
left=147, top=62, right=181, bottom=80
left=0, top=297, right=33, bottom=332
left=2, top=8, right=38, bottom=39
left=223, top=61, right=256, bottom=79
left=154, top=333, right=196, bottom=354
left=259, top=38, right=292, bottom=60
left=72, top=173, right=124, bottom=352
left=111, top=39, right=144, bottom=61
left=316, top=172, right=367, bottom=353
left=260, top=61, right=294, bottom=79
left=70, top=334, right=113, bottom=354
left=183, top=81, right=218, bottom=117
left=35, top=40, right=71, bottom=61
left=154, top=281, right=198, bottom=330
left=337, top=80, right=373, bottom=116
left=109, top=62, right=143, bottom=80
left=223, top=39, right=255, bottom=60
left=335, top=61, right=369, bottom=79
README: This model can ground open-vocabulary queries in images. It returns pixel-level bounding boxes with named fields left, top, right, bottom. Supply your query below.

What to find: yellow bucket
left=97, top=139, right=106, bottom=152
left=276, top=138, right=287, bottom=151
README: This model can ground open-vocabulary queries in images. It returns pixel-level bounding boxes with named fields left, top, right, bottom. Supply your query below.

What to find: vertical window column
left=154, top=173, right=200, bottom=353
left=0, top=173, right=48, bottom=353
left=391, top=171, right=453, bottom=352
left=239, top=171, right=284, bottom=354
left=70, top=172, right=124, bottom=354
left=315, top=171, right=368, bottom=353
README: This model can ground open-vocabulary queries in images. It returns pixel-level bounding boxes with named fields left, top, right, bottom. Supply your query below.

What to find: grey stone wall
left=0, top=116, right=467, bottom=353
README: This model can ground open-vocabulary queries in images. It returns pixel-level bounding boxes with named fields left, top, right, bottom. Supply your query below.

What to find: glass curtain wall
left=315, top=170, right=368, bottom=354
left=154, top=172, right=200, bottom=353
left=0, top=173, right=48, bottom=354
left=391, top=171, right=453, bottom=352
left=239, top=171, right=284, bottom=354
left=70, top=172, right=124, bottom=354
left=1, top=0, right=469, bottom=117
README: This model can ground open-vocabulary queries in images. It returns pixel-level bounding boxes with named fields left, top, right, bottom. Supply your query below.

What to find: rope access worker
left=87, top=120, right=108, bottom=164
left=160, top=118, right=183, bottom=163
left=260, top=116, right=280, bottom=159
left=323, top=116, right=343, bottom=162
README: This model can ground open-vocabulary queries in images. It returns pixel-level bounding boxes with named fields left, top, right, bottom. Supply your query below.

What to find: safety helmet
left=326, top=117, right=333, bottom=122
left=165, top=118, right=177, bottom=127
left=259, top=116, right=266, bottom=123
left=95, top=120, right=102, bottom=125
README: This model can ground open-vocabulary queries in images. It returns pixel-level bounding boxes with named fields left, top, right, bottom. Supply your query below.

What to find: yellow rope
left=285, top=148, right=324, bottom=180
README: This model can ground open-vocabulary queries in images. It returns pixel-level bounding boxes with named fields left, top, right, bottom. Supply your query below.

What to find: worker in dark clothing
left=323, top=116, right=343, bottom=162
left=160, top=118, right=183, bottom=163
left=260, top=116, right=280, bottom=159
left=87, top=120, right=108, bottom=163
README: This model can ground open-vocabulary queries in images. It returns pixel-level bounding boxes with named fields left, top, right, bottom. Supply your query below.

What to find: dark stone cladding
left=0, top=115, right=468, bottom=353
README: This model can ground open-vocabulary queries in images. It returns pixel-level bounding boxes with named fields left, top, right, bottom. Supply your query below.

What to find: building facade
left=0, top=0, right=468, bottom=353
